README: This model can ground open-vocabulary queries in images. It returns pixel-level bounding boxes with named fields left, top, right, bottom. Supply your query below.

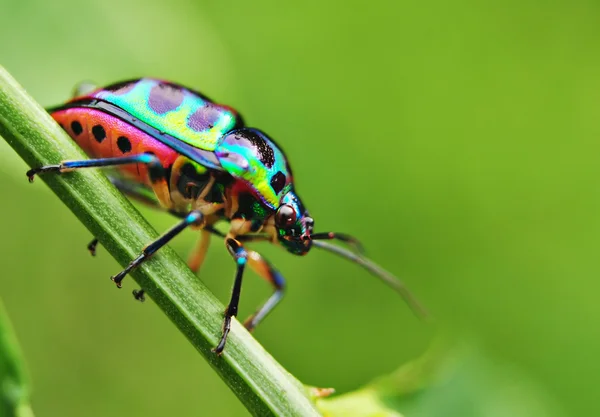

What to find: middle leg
left=111, top=210, right=203, bottom=288
left=243, top=251, right=286, bottom=333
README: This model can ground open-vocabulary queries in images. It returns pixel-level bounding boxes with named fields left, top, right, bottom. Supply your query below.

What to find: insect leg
left=26, top=154, right=164, bottom=182
left=187, top=229, right=211, bottom=273
left=132, top=289, right=146, bottom=302
left=243, top=251, right=285, bottom=332
left=214, top=238, right=248, bottom=355
left=204, top=225, right=226, bottom=238
left=87, top=238, right=99, bottom=256
left=110, top=211, right=203, bottom=288
left=203, top=226, right=272, bottom=245
left=109, top=176, right=160, bottom=207
left=84, top=175, right=162, bottom=259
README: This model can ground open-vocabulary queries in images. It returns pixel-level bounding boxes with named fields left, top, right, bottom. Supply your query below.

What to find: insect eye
left=275, top=204, right=296, bottom=228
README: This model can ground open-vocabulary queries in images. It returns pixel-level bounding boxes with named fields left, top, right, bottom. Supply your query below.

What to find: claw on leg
left=88, top=238, right=99, bottom=256
left=26, top=165, right=61, bottom=182
left=213, top=238, right=247, bottom=355
left=213, top=313, right=231, bottom=355
left=132, top=289, right=145, bottom=302
left=110, top=254, right=144, bottom=289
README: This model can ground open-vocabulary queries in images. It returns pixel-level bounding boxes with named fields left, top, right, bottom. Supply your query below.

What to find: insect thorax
left=168, top=156, right=230, bottom=216
left=167, top=155, right=272, bottom=230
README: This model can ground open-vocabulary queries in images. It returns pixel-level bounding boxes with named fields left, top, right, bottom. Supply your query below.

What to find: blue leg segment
left=110, top=211, right=203, bottom=292
left=243, top=253, right=286, bottom=332
left=213, top=238, right=248, bottom=354
left=26, top=153, right=162, bottom=182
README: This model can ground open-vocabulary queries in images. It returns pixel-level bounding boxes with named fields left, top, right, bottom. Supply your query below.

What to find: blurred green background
left=0, top=0, right=598, bottom=415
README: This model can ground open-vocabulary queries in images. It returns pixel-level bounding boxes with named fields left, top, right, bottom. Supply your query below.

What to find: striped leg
left=243, top=251, right=285, bottom=332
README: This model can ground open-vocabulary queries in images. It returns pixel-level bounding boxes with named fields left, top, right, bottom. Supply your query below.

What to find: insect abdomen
left=51, top=108, right=179, bottom=185
left=78, top=78, right=244, bottom=152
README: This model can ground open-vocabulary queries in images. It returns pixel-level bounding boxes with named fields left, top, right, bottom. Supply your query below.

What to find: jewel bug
left=27, top=78, right=428, bottom=354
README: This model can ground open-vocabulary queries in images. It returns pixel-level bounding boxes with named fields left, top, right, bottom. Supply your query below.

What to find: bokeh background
left=1, top=0, right=598, bottom=415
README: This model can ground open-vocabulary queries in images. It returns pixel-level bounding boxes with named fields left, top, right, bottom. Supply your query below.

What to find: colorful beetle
left=27, top=79, right=427, bottom=354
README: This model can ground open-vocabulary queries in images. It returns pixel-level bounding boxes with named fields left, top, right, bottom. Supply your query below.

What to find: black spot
left=91, top=125, right=106, bottom=143
left=104, top=79, right=138, bottom=95
left=117, top=136, right=132, bottom=153
left=235, top=130, right=275, bottom=168
left=176, top=163, right=210, bottom=199
left=71, top=121, right=82, bottom=136
left=187, top=104, right=225, bottom=132
left=270, top=171, right=286, bottom=194
left=148, top=83, right=185, bottom=114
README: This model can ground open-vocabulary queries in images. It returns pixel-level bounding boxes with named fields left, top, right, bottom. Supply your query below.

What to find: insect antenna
left=309, top=232, right=366, bottom=255
left=311, top=240, right=431, bottom=322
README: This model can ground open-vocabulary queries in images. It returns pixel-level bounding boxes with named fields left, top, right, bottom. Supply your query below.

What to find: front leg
left=213, top=238, right=248, bottom=355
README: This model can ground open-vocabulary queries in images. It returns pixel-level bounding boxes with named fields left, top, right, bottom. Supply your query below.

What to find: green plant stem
left=0, top=66, right=320, bottom=417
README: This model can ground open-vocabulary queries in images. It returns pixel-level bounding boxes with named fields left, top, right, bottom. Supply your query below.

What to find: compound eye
left=275, top=204, right=297, bottom=228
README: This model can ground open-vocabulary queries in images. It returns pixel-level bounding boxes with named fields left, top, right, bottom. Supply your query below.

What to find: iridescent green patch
left=217, top=129, right=292, bottom=209
left=94, top=79, right=238, bottom=152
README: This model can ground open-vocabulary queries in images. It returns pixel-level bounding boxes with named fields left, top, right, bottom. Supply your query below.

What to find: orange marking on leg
left=149, top=177, right=172, bottom=209
left=247, top=251, right=275, bottom=285
left=188, top=230, right=211, bottom=273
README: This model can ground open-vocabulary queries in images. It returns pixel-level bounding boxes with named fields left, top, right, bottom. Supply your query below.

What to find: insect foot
left=26, top=165, right=62, bottom=182
left=87, top=238, right=99, bottom=256
left=110, top=272, right=126, bottom=288
left=132, top=289, right=146, bottom=302
left=212, top=313, right=232, bottom=356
